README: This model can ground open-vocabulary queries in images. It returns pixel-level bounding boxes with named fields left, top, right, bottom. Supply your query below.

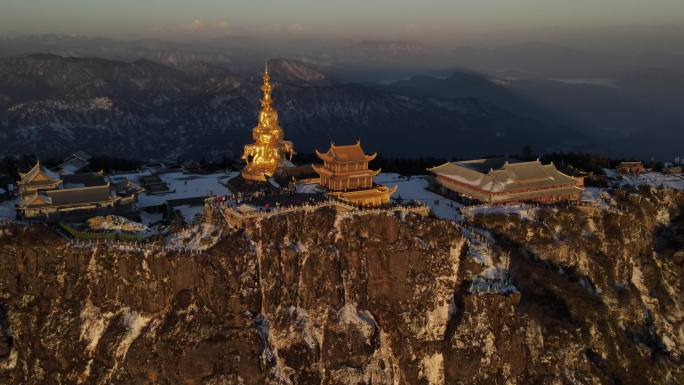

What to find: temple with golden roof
left=16, top=161, right=138, bottom=220
left=240, top=65, right=295, bottom=182
left=313, top=141, right=396, bottom=206
left=427, top=158, right=583, bottom=205
left=16, top=160, right=62, bottom=197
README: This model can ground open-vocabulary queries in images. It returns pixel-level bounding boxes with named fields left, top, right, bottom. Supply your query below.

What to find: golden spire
left=239, top=62, right=295, bottom=182
left=261, top=63, right=273, bottom=110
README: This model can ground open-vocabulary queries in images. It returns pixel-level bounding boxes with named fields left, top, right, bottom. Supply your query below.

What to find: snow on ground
left=87, top=215, right=149, bottom=232
left=461, top=227, right=494, bottom=265
left=166, top=222, right=222, bottom=251
left=581, top=187, right=613, bottom=209
left=461, top=204, right=539, bottom=221
left=581, top=187, right=605, bottom=202
left=0, top=197, right=19, bottom=220
left=139, top=211, right=163, bottom=227
left=0, top=170, right=237, bottom=220
left=603, top=168, right=618, bottom=178
left=617, top=171, right=684, bottom=191
left=468, top=243, right=490, bottom=265
left=296, top=182, right=323, bottom=194
left=112, top=170, right=237, bottom=208
left=376, top=174, right=462, bottom=221
left=174, top=204, right=204, bottom=223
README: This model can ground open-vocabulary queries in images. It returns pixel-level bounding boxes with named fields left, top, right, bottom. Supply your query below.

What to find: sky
left=1, top=0, right=683, bottom=42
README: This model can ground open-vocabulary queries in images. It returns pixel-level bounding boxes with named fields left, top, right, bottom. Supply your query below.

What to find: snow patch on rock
left=338, top=304, right=377, bottom=341
left=115, top=310, right=151, bottom=361
left=0, top=347, right=17, bottom=370
left=287, top=306, right=322, bottom=351
left=79, top=298, right=113, bottom=355
left=421, top=300, right=452, bottom=341
left=166, top=222, right=222, bottom=251
left=420, top=352, right=444, bottom=385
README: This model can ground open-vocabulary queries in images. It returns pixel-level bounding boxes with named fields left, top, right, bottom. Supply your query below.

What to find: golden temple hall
left=15, top=161, right=137, bottom=219
left=240, top=65, right=295, bottom=182
left=313, top=141, right=396, bottom=206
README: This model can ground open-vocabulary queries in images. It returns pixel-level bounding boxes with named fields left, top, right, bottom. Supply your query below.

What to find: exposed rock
left=0, top=188, right=683, bottom=384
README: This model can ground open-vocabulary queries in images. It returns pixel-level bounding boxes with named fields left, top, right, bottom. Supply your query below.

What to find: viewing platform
left=204, top=191, right=429, bottom=229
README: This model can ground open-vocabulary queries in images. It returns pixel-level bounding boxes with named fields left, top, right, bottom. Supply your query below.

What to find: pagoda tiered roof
left=315, top=141, right=377, bottom=163
left=17, top=161, right=62, bottom=187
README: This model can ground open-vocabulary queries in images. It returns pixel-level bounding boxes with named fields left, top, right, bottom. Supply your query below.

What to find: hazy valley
left=0, top=34, right=682, bottom=161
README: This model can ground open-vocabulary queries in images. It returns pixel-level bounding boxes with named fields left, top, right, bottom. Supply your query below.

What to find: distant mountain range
left=0, top=54, right=586, bottom=161
left=387, top=70, right=684, bottom=160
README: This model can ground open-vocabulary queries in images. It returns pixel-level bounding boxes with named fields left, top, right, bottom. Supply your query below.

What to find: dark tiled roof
left=73, top=151, right=92, bottom=161
left=455, top=157, right=522, bottom=173
left=58, top=157, right=90, bottom=174
left=139, top=175, right=164, bottom=185
left=45, top=185, right=113, bottom=205
left=62, top=172, right=106, bottom=188
left=619, top=161, right=643, bottom=167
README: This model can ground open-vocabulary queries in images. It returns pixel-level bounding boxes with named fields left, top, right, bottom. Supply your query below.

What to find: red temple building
left=428, top=158, right=583, bottom=205
left=617, top=161, right=645, bottom=175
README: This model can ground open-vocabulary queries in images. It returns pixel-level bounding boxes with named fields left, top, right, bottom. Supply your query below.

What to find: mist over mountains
left=0, top=34, right=682, bottom=161
left=0, top=54, right=583, bottom=161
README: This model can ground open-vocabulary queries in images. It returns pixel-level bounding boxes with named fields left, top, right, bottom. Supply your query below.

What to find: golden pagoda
left=240, top=65, right=295, bottom=182
left=313, top=141, right=397, bottom=206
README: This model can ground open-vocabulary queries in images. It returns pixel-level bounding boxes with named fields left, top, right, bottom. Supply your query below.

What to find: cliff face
left=0, top=189, right=683, bottom=385
left=472, top=188, right=684, bottom=384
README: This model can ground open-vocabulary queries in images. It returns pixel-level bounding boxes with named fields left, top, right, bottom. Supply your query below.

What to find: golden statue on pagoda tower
left=240, top=64, right=295, bottom=182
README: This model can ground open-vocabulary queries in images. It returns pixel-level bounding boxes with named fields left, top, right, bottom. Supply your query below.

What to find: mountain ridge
left=0, top=54, right=585, bottom=160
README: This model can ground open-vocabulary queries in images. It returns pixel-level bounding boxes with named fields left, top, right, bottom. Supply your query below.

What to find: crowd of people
left=206, top=188, right=428, bottom=216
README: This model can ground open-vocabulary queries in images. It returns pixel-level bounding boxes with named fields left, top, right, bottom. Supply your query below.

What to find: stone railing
left=460, top=199, right=621, bottom=221
left=67, top=238, right=208, bottom=255
left=0, top=218, right=32, bottom=227
left=212, top=200, right=352, bottom=228
left=205, top=196, right=430, bottom=229
left=336, top=204, right=430, bottom=219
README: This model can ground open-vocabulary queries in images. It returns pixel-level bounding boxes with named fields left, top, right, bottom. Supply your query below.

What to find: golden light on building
left=240, top=65, right=295, bottom=182
left=313, top=141, right=397, bottom=206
